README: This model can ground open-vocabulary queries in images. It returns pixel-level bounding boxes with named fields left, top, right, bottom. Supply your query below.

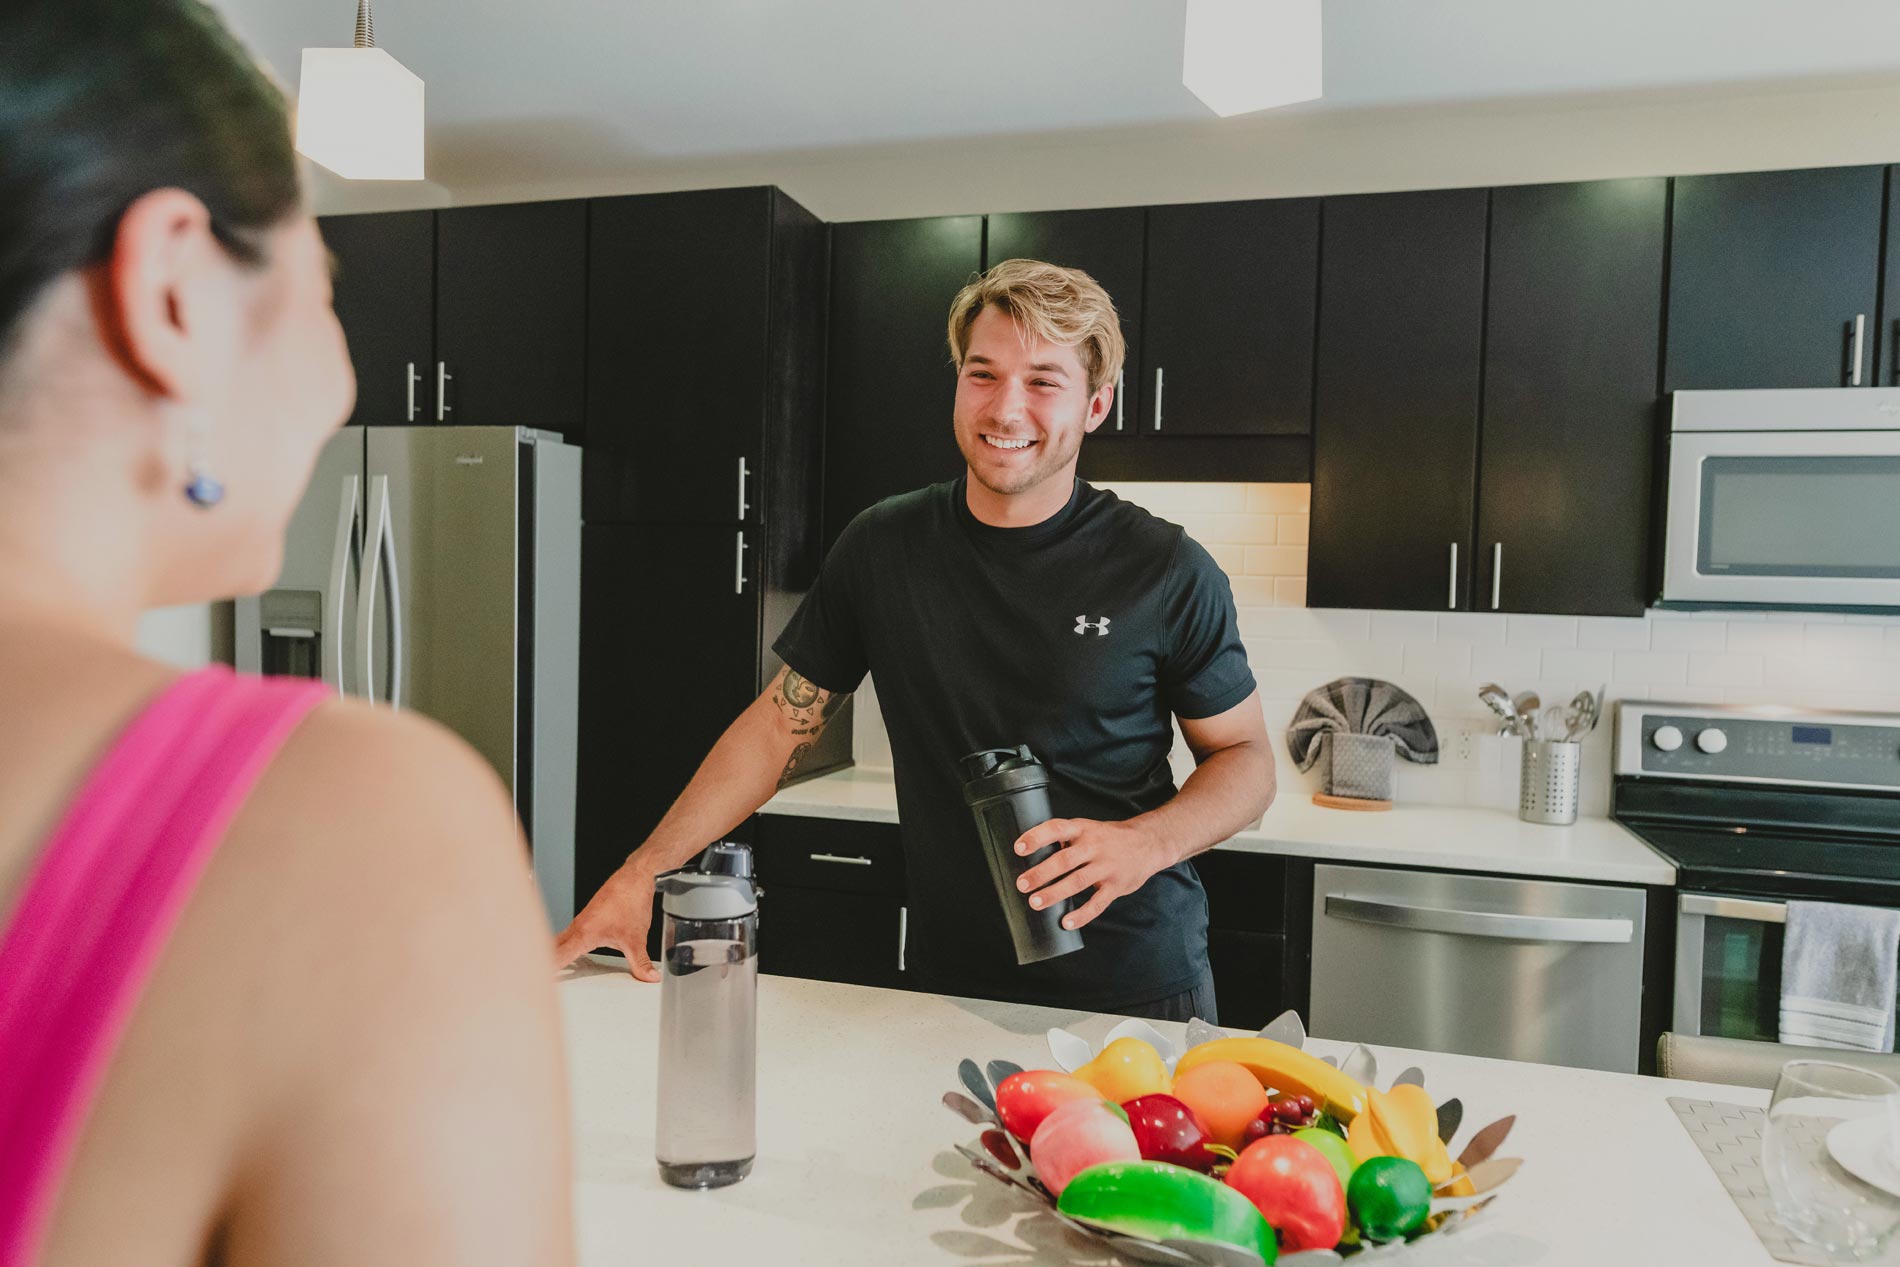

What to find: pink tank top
left=0, top=666, right=326, bottom=1266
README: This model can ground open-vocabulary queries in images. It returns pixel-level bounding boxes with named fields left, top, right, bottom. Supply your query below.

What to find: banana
left=1173, top=1037, right=1368, bottom=1121
left=1347, top=1085, right=1455, bottom=1185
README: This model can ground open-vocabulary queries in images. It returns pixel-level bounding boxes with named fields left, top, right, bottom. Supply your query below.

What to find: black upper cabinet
left=320, top=211, right=434, bottom=427
left=824, top=216, right=981, bottom=550
left=1477, top=180, right=1668, bottom=618
left=587, top=188, right=777, bottom=525
left=1665, top=166, right=1887, bottom=391
left=985, top=208, right=1147, bottom=437
left=1141, top=199, right=1319, bottom=438
left=434, top=201, right=587, bottom=435
left=1882, top=168, right=1900, bottom=386
left=1309, top=189, right=1488, bottom=612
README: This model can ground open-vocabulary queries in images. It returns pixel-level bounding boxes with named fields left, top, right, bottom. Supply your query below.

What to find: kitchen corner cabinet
left=984, top=208, right=1147, bottom=438
left=1664, top=165, right=1887, bottom=391
left=1476, top=179, right=1668, bottom=617
left=751, top=815, right=911, bottom=991
left=318, top=202, right=587, bottom=436
left=319, top=210, right=434, bottom=428
left=823, top=216, right=983, bottom=551
left=1309, top=188, right=1488, bottom=612
left=1189, top=851, right=1310, bottom=1031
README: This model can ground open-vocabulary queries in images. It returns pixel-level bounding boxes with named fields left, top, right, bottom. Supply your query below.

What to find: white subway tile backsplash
left=850, top=480, right=1900, bottom=810
left=1649, top=619, right=1728, bottom=654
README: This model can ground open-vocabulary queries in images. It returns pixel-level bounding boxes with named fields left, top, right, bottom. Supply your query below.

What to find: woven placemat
left=1670, top=1096, right=1846, bottom=1266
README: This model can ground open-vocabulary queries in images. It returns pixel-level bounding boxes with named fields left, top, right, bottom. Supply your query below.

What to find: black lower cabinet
left=1191, top=850, right=1307, bottom=1031
left=1207, top=931, right=1288, bottom=1031
left=751, top=815, right=911, bottom=991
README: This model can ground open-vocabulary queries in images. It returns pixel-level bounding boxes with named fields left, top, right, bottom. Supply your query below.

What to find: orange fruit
left=1170, top=1060, right=1270, bottom=1151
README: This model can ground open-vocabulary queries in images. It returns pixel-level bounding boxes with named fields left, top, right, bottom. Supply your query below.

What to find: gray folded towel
left=1287, top=678, right=1438, bottom=801
left=1780, top=900, right=1900, bottom=1053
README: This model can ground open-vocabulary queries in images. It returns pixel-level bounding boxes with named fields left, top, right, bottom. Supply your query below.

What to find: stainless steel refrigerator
left=236, top=426, right=580, bottom=930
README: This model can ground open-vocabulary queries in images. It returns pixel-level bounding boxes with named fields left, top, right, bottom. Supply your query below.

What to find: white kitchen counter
left=763, top=766, right=1676, bottom=886
left=563, top=966, right=1770, bottom=1266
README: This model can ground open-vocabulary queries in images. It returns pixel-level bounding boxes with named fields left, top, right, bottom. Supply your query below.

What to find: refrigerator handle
left=355, top=475, right=403, bottom=708
left=323, top=476, right=359, bottom=698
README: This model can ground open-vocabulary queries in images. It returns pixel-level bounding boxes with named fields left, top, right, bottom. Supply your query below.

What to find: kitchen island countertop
left=565, top=966, right=1768, bottom=1266
left=763, top=766, right=1675, bottom=886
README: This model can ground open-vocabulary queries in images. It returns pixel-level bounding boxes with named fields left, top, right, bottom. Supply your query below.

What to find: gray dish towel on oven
left=1780, top=900, right=1900, bottom=1052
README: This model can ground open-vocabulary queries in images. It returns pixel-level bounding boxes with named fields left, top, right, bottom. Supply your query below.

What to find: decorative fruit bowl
left=941, top=1012, right=1520, bottom=1265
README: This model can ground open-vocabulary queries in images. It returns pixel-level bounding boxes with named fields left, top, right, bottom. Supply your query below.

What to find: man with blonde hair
left=558, top=259, right=1274, bottom=1020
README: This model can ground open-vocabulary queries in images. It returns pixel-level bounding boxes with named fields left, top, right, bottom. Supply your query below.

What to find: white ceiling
left=211, top=0, right=1900, bottom=190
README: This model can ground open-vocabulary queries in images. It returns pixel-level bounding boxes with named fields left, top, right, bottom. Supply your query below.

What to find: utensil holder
left=1328, top=733, right=1394, bottom=801
left=1519, top=740, right=1581, bottom=825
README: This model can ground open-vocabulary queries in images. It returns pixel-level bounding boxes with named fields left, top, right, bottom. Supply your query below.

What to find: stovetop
left=1611, top=700, right=1900, bottom=897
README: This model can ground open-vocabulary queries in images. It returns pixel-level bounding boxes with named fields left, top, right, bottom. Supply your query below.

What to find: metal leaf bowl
left=943, top=1011, right=1520, bottom=1265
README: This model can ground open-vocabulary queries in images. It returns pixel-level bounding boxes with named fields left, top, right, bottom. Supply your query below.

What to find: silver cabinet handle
left=1680, top=893, right=1786, bottom=924
left=737, top=456, right=751, bottom=521
left=1491, top=543, right=1503, bottom=611
left=810, top=853, right=873, bottom=866
left=898, top=905, right=908, bottom=973
left=435, top=361, right=452, bottom=421
left=734, top=531, right=748, bottom=595
left=323, top=477, right=360, bottom=698
left=1324, top=893, right=1634, bottom=944
left=1115, top=369, right=1125, bottom=432
left=1852, top=313, right=1867, bottom=386
left=405, top=362, right=419, bottom=421
left=1447, top=542, right=1459, bottom=610
left=1153, top=367, right=1164, bottom=431
left=354, top=475, right=403, bottom=708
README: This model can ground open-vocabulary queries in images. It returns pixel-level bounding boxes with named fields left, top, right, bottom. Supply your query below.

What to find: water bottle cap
left=657, top=843, right=759, bottom=919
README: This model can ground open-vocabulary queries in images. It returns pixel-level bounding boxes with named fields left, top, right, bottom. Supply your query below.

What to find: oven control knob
left=1653, top=725, right=1684, bottom=752
left=1696, top=728, right=1729, bottom=755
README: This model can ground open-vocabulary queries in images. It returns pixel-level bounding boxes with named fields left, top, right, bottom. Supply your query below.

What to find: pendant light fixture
left=295, top=0, right=425, bottom=180
left=1183, top=0, right=1323, bottom=117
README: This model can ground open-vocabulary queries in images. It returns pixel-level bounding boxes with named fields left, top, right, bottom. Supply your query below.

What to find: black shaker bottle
left=959, top=746, right=1084, bottom=964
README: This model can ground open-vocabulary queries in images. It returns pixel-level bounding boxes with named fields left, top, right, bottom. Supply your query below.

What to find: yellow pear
left=1074, top=1037, right=1172, bottom=1103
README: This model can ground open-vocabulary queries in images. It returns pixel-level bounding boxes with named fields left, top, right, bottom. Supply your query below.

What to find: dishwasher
left=1308, top=863, right=1648, bottom=1073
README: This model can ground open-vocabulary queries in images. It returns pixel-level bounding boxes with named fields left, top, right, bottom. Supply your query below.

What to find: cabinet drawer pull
left=810, top=853, right=873, bottom=866
left=734, top=531, right=748, bottom=595
left=435, top=361, right=452, bottom=421
left=1491, top=543, right=1502, bottom=611
left=898, top=905, right=908, bottom=972
left=1116, top=369, right=1125, bottom=432
left=737, top=456, right=751, bottom=521
left=1447, top=542, right=1458, bottom=610
left=1153, top=367, right=1164, bottom=431
left=405, top=362, right=419, bottom=421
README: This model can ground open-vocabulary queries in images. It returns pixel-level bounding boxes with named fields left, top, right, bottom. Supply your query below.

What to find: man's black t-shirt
left=771, top=477, right=1256, bottom=1010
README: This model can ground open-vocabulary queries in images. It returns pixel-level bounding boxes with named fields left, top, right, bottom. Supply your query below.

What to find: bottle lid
left=959, top=744, right=1051, bottom=804
left=657, top=842, right=759, bottom=919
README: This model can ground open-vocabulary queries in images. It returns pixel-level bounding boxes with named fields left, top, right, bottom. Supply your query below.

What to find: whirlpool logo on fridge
left=1074, top=615, right=1111, bottom=637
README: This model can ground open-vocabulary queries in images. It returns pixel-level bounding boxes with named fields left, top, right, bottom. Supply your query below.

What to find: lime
left=1347, top=1155, right=1431, bottom=1241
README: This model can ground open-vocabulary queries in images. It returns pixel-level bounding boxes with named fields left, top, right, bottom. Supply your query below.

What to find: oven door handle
left=1678, top=894, right=1787, bottom=924
left=1323, top=894, right=1634, bottom=944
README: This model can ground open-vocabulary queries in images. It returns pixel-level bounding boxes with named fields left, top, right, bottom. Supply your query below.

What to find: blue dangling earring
left=180, top=411, right=224, bottom=509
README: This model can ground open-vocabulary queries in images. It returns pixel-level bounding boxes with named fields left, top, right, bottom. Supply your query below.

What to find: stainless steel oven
left=1613, top=701, right=1900, bottom=1046
left=1661, top=387, right=1900, bottom=609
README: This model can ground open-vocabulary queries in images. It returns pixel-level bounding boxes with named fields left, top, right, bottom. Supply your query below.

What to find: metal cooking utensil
left=1541, top=704, right=1566, bottom=742
left=1478, top=684, right=1517, bottom=727
left=1511, top=691, right=1541, bottom=740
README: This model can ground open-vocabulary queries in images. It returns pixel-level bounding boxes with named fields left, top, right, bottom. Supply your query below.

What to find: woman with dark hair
left=0, top=4, right=574, bottom=1265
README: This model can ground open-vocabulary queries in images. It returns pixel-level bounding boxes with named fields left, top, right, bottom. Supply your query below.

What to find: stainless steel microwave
left=1661, top=388, right=1900, bottom=609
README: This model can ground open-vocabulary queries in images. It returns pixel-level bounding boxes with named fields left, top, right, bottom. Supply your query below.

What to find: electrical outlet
left=1447, top=728, right=1476, bottom=768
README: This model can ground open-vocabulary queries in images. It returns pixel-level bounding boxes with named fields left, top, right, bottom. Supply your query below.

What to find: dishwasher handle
left=1323, top=893, right=1634, bottom=944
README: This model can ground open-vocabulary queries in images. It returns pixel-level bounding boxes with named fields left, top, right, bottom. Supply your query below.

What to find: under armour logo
left=1074, top=615, right=1111, bottom=637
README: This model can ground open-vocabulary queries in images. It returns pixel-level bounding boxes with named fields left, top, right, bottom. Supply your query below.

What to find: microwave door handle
left=1323, top=894, right=1634, bottom=944
left=355, top=476, right=391, bottom=706
left=323, top=476, right=360, bottom=698
left=1678, top=894, right=1787, bottom=924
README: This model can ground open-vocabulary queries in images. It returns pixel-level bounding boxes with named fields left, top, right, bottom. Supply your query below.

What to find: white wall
left=317, top=79, right=1900, bottom=222
left=135, top=604, right=216, bottom=669
left=850, top=481, right=1900, bottom=819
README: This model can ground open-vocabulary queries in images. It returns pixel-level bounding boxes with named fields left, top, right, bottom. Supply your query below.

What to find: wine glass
left=1762, top=1060, right=1900, bottom=1260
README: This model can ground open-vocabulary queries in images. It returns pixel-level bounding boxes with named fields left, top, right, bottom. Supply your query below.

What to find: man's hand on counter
left=554, top=863, right=661, bottom=982
left=1011, top=818, right=1178, bottom=932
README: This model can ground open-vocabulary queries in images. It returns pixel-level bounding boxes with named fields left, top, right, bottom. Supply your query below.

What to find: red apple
left=1029, top=1096, right=1141, bottom=1196
left=1225, top=1134, right=1347, bottom=1253
left=1121, top=1094, right=1218, bottom=1173
left=994, top=1070, right=1104, bottom=1143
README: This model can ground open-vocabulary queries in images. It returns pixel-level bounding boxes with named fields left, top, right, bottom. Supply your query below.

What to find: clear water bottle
left=654, top=842, right=759, bottom=1189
